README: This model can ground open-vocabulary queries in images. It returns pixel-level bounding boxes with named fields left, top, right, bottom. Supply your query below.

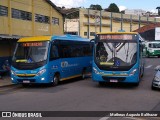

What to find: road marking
left=99, top=117, right=144, bottom=120
left=99, top=117, right=110, bottom=120
left=145, top=65, right=152, bottom=68
left=125, top=117, right=142, bottom=120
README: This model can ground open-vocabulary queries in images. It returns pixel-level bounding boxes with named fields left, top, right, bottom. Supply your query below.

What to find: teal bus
left=11, top=35, right=92, bottom=86
left=92, top=32, right=145, bottom=86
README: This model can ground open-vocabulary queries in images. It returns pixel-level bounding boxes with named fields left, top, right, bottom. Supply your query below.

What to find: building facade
left=64, top=8, right=160, bottom=39
left=125, top=9, right=146, bottom=16
left=0, top=0, right=64, bottom=69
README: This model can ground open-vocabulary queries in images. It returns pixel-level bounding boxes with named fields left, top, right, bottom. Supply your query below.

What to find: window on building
left=0, top=5, right=8, bottom=16
left=35, top=14, right=50, bottom=24
left=12, top=8, right=32, bottom=21
left=52, top=17, right=59, bottom=25
left=90, top=32, right=95, bottom=36
left=84, top=32, right=87, bottom=36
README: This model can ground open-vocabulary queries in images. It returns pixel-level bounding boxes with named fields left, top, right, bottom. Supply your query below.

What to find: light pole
left=94, top=10, right=98, bottom=33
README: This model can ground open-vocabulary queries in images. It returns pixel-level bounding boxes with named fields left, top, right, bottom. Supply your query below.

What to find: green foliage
left=66, top=11, right=79, bottom=19
left=107, top=3, right=120, bottom=13
left=89, top=4, right=102, bottom=10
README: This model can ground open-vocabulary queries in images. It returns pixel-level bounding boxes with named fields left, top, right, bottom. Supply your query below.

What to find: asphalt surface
left=0, top=57, right=159, bottom=120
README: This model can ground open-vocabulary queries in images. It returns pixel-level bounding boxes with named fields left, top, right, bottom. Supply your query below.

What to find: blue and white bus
left=11, top=35, right=92, bottom=86
left=92, top=32, right=145, bottom=86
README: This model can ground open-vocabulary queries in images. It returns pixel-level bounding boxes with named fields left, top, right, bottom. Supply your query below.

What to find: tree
left=107, top=3, right=119, bottom=13
left=89, top=4, right=102, bottom=10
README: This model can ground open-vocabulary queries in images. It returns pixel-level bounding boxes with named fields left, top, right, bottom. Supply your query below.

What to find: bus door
left=49, top=41, right=61, bottom=80
left=60, top=43, right=75, bottom=79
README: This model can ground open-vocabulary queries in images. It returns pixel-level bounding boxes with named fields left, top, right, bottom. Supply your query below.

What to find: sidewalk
left=0, top=75, right=13, bottom=87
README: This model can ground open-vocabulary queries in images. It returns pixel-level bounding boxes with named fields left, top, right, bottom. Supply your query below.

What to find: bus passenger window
left=50, top=45, right=59, bottom=60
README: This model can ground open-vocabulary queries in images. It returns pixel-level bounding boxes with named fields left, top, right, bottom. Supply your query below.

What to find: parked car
left=152, top=65, right=160, bottom=90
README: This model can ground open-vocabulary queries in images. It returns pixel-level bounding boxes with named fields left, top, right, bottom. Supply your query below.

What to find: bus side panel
left=59, top=56, right=92, bottom=81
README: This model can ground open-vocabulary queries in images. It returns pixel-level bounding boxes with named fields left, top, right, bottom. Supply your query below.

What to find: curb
left=0, top=83, right=15, bottom=88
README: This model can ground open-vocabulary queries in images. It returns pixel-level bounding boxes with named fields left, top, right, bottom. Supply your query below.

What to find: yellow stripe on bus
left=61, top=74, right=81, bottom=81
left=16, top=74, right=36, bottom=77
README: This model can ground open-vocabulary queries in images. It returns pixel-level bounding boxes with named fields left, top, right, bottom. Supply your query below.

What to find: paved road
left=0, top=58, right=159, bottom=120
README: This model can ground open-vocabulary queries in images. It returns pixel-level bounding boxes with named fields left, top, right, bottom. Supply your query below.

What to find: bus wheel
left=22, top=84, right=30, bottom=87
left=81, top=69, right=86, bottom=80
left=53, top=74, right=60, bottom=86
left=99, top=82, right=106, bottom=86
left=133, top=82, right=139, bottom=87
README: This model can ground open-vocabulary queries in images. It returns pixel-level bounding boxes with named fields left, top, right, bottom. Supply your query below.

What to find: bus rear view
left=92, top=32, right=145, bottom=86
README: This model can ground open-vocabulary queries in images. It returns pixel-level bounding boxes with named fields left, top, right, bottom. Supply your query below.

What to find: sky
left=50, top=0, right=159, bottom=13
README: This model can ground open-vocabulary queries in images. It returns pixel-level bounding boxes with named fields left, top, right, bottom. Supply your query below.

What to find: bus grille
left=102, top=76, right=126, bottom=82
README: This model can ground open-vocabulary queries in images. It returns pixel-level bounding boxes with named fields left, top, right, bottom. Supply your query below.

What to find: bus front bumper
left=11, top=75, right=50, bottom=84
left=92, top=73, right=139, bottom=83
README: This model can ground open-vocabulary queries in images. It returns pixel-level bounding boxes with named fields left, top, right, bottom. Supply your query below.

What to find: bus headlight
left=129, top=69, right=137, bottom=76
left=11, top=70, right=16, bottom=76
left=36, top=69, right=46, bottom=76
left=93, top=67, right=100, bottom=74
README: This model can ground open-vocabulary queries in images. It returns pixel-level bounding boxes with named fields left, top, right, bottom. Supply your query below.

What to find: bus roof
left=18, top=34, right=90, bottom=42
left=51, top=34, right=90, bottom=42
left=96, top=32, right=138, bottom=35
left=18, top=36, right=52, bottom=42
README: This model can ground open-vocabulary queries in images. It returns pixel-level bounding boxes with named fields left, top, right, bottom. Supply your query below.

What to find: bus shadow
left=97, top=82, right=139, bottom=89
left=21, top=76, right=91, bottom=88
left=59, top=76, right=91, bottom=86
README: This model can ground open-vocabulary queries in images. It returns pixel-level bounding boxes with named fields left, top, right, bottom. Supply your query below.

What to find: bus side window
left=149, top=44, right=151, bottom=48
left=50, top=44, right=59, bottom=60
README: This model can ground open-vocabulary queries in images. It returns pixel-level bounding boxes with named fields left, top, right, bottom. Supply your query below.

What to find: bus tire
left=53, top=74, right=60, bottom=86
left=81, top=69, right=86, bottom=80
left=133, top=82, right=139, bottom=86
left=141, top=66, right=144, bottom=78
left=22, top=84, right=30, bottom=87
left=99, top=82, right=105, bottom=86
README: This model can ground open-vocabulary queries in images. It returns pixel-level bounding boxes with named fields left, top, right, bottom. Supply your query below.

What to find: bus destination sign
left=22, top=42, right=44, bottom=47
left=99, top=34, right=135, bottom=40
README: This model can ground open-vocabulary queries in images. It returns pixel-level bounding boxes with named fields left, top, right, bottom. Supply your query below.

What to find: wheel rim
left=53, top=75, right=59, bottom=85
left=82, top=70, right=86, bottom=79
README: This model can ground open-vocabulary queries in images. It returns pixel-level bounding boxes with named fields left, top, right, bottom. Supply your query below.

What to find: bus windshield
left=12, top=41, right=50, bottom=70
left=12, top=41, right=49, bottom=63
left=95, top=34, right=137, bottom=71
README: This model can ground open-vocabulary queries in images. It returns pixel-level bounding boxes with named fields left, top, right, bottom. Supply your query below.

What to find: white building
left=125, top=9, right=146, bottom=16
left=64, top=19, right=79, bottom=35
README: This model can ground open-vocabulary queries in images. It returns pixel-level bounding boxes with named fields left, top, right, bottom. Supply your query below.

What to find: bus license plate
left=110, top=79, right=118, bottom=83
left=23, top=80, right=30, bottom=83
